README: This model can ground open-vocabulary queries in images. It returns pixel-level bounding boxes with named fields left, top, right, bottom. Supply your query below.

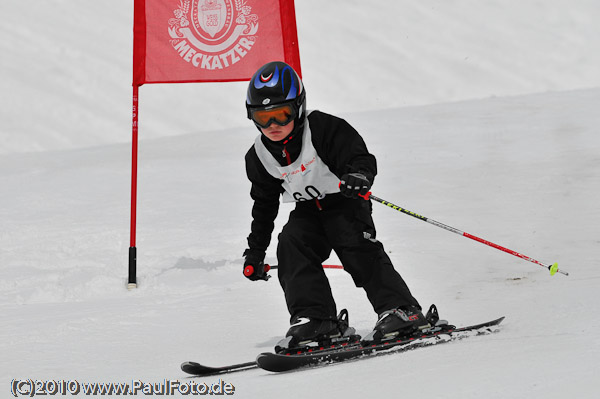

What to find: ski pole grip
left=243, top=265, right=254, bottom=277
left=244, top=264, right=272, bottom=279
left=359, top=191, right=372, bottom=201
left=338, top=181, right=372, bottom=201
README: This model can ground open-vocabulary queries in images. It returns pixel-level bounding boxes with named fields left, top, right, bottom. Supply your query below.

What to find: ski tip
left=181, top=361, right=224, bottom=376
left=181, top=361, right=199, bottom=373
left=255, top=353, right=273, bottom=372
left=256, top=352, right=296, bottom=373
left=490, top=316, right=505, bottom=326
left=256, top=352, right=272, bottom=361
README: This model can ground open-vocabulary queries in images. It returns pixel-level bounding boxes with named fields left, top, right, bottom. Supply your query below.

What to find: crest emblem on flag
left=197, top=0, right=227, bottom=38
left=168, top=0, right=259, bottom=70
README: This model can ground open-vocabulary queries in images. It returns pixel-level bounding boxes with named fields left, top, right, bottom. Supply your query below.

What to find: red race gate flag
left=128, top=0, right=301, bottom=288
left=133, top=0, right=301, bottom=84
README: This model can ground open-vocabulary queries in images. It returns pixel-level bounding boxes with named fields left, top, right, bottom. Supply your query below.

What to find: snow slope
left=1, top=1, right=600, bottom=398
left=2, top=88, right=599, bottom=398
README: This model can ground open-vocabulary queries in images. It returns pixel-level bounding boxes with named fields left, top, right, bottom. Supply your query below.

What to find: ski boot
left=361, top=305, right=432, bottom=345
left=275, top=309, right=360, bottom=354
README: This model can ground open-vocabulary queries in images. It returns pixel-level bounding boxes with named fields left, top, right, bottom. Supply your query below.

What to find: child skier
left=242, top=61, right=429, bottom=349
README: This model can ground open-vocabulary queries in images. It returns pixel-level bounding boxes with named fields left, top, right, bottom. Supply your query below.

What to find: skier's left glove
left=243, top=248, right=270, bottom=281
left=340, top=172, right=372, bottom=199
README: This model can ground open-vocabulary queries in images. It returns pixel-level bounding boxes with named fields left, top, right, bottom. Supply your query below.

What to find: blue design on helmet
left=280, top=65, right=298, bottom=100
left=253, top=65, right=279, bottom=90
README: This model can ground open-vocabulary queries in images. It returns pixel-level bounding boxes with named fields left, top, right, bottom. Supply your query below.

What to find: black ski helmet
left=246, top=61, right=306, bottom=129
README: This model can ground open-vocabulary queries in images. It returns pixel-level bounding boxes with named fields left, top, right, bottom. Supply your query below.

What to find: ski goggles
left=249, top=104, right=296, bottom=129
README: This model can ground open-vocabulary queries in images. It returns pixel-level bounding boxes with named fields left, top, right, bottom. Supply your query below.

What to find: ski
left=180, top=339, right=358, bottom=376
left=256, top=316, right=504, bottom=373
left=181, top=360, right=258, bottom=376
left=181, top=315, right=504, bottom=376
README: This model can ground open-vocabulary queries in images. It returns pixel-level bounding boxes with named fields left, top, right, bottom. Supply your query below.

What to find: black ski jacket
left=244, top=110, right=377, bottom=254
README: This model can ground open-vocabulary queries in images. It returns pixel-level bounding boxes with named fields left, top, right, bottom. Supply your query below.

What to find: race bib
left=254, top=111, right=340, bottom=203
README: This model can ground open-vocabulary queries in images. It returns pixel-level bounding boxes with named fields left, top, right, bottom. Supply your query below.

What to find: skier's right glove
left=243, top=248, right=270, bottom=281
left=340, top=172, right=372, bottom=199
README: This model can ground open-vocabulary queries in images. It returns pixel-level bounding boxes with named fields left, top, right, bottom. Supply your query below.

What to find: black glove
left=243, top=248, right=270, bottom=281
left=340, top=172, right=372, bottom=199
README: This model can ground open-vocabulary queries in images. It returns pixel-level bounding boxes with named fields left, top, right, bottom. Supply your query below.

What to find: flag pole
left=128, top=85, right=139, bottom=289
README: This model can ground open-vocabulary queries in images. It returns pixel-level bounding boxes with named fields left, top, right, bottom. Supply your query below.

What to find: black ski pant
left=276, top=196, right=420, bottom=322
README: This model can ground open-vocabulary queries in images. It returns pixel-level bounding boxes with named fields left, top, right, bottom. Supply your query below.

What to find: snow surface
left=1, top=1, right=600, bottom=398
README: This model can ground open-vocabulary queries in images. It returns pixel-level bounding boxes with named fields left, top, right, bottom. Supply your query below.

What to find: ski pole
left=359, top=192, right=568, bottom=276
left=243, top=264, right=343, bottom=281
left=269, top=264, right=343, bottom=270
